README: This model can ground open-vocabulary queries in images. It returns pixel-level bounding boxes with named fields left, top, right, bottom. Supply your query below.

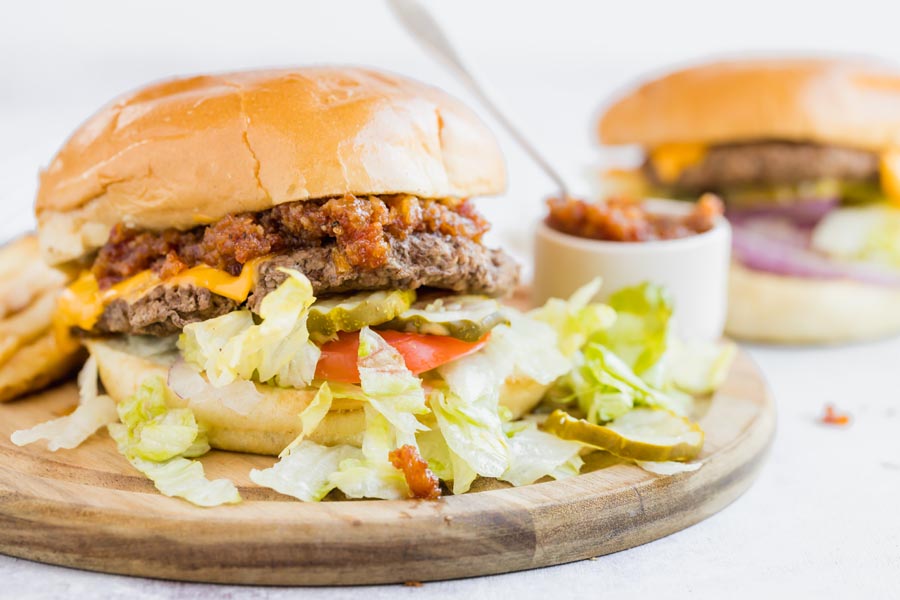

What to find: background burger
left=597, top=58, right=900, bottom=344
left=28, top=67, right=581, bottom=504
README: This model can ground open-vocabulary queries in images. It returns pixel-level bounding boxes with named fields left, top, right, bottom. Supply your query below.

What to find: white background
left=2, top=2, right=900, bottom=598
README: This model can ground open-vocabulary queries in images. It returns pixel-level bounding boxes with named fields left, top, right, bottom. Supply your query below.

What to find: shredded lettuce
left=178, top=311, right=255, bottom=384
left=419, top=307, right=571, bottom=492
left=111, top=377, right=240, bottom=506
left=529, top=278, right=616, bottom=357
left=429, top=387, right=509, bottom=479
left=250, top=440, right=360, bottom=502
left=435, top=308, right=568, bottom=414
left=812, top=204, right=900, bottom=269
left=416, top=424, right=452, bottom=480
left=109, top=424, right=239, bottom=506
left=11, top=356, right=118, bottom=450
left=359, top=405, right=395, bottom=460
left=530, top=281, right=736, bottom=481
left=416, top=419, right=476, bottom=495
left=327, top=402, right=412, bottom=500
left=252, top=329, right=430, bottom=502
left=116, top=377, right=200, bottom=461
left=178, top=269, right=321, bottom=388
left=560, top=352, right=630, bottom=421
left=593, top=283, right=673, bottom=375
left=279, top=382, right=334, bottom=457
left=433, top=351, right=509, bottom=484
left=560, top=342, right=688, bottom=422
left=254, top=406, right=412, bottom=501
left=446, top=451, right=478, bottom=493
left=127, top=409, right=202, bottom=462
left=328, top=457, right=410, bottom=500
left=535, top=281, right=729, bottom=422
left=500, top=425, right=584, bottom=486
left=488, top=309, right=572, bottom=385
left=664, top=339, right=737, bottom=396
left=357, top=326, right=429, bottom=443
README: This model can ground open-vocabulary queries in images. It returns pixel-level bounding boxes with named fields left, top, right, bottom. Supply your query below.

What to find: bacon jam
left=821, top=404, right=851, bottom=426
left=91, top=194, right=489, bottom=289
left=546, top=194, right=723, bottom=242
left=388, top=444, right=441, bottom=500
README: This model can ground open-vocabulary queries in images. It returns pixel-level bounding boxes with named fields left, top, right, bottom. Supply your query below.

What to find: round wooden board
left=0, top=349, right=774, bottom=585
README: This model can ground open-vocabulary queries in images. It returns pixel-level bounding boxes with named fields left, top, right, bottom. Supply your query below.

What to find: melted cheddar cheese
left=648, top=143, right=708, bottom=184
left=879, top=150, right=900, bottom=205
left=54, top=258, right=265, bottom=338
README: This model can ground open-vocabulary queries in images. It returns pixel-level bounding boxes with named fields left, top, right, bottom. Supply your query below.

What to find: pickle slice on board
left=307, top=290, right=416, bottom=342
left=378, top=296, right=509, bottom=342
left=543, top=408, right=704, bottom=462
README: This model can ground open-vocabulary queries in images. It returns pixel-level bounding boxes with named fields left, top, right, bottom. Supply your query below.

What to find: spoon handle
left=388, top=0, right=570, bottom=198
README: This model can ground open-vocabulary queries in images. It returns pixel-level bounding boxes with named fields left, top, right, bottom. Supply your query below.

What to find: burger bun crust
left=599, top=57, right=900, bottom=150
left=726, top=262, right=900, bottom=344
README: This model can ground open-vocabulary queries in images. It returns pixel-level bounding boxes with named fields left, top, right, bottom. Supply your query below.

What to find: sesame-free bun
left=726, top=262, right=900, bottom=344
left=36, top=67, right=506, bottom=264
left=86, top=339, right=547, bottom=456
left=598, top=57, right=900, bottom=150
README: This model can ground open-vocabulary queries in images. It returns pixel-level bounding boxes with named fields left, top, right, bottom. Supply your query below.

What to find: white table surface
left=2, top=2, right=899, bottom=597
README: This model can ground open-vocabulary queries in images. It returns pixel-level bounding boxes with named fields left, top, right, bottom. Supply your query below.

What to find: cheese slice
left=879, top=150, right=900, bottom=205
left=54, top=258, right=265, bottom=336
left=648, top=143, right=708, bottom=184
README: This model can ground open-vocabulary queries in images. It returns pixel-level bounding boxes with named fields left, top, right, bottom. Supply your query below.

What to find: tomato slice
left=314, top=330, right=489, bottom=384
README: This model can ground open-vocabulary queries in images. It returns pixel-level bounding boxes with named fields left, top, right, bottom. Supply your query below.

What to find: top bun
left=598, top=57, right=900, bottom=150
left=35, top=67, right=506, bottom=264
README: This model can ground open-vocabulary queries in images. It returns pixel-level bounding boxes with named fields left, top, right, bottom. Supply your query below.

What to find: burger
left=597, top=58, right=900, bottom=344
left=18, top=67, right=738, bottom=507
left=28, top=68, right=583, bottom=504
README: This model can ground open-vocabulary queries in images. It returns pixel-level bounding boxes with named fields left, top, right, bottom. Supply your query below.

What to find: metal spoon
left=387, top=0, right=571, bottom=198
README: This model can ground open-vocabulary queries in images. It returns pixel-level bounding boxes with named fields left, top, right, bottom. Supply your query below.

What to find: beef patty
left=89, top=233, right=519, bottom=337
left=644, top=141, right=879, bottom=193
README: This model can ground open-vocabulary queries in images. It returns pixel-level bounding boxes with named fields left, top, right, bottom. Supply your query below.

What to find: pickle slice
left=378, top=296, right=509, bottom=342
left=307, top=290, right=416, bottom=342
left=543, top=408, right=704, bottom=462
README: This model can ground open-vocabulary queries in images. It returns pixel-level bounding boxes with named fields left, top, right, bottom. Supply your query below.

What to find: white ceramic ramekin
left=533, top=199, right=732, bottom=341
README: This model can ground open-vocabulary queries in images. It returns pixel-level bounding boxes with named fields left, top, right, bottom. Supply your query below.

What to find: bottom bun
left=87, top=339, right=549, bottom=456
left=726, top=262, right=900, bottom=344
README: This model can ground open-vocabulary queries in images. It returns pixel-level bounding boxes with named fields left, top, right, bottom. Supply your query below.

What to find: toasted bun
left=87, top=339, right=547, bottom=456
left=726, top=262, right=900, bottom=344
left=599, top=57, right=900, bottom=150
left=36, top=67, right=506, bottom=264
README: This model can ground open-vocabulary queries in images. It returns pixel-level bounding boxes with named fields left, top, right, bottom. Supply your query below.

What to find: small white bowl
left=533, top=199, right=732, bottom=341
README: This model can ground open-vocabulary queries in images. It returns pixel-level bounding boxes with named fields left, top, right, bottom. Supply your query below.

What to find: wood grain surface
left=0, top=349, right=774, bottom=585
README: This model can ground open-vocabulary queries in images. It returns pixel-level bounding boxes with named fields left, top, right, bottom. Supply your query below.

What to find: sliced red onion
left=727, top=198, right=839, bottom=228
left=168, top=359, right=263, bottom=416
left=732, top=219, right=900, bottom=287
left=167, top=359, right=208, bottom=399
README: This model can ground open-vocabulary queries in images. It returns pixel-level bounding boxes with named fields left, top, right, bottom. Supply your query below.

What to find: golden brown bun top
left=598, top=57, right=900, bottom=150
left=35, top=67, right=506, bottom=263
